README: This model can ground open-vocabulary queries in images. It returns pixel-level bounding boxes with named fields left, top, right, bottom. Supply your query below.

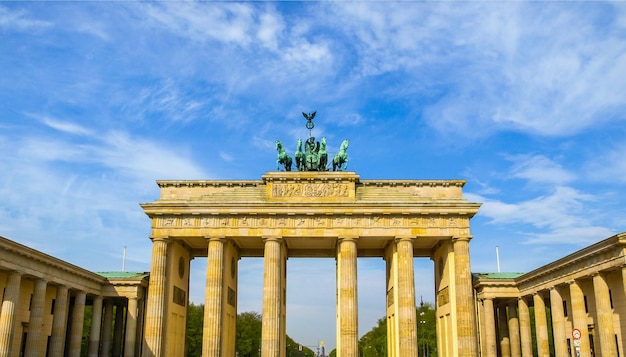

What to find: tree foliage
left=186, top=303, right=204, bottom=357
left=358, top=302, right=437, bottom=357
left=186, top=305, right=314, bottom=357
left=236, top=311, right=262, bottom=357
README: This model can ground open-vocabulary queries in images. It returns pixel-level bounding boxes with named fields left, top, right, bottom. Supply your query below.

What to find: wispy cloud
left=507, top=154, right=575, bottom=185
left=33, top=114, right=94, bottom=136
left=468, top=186, right=609, bottom=246
left=0, top=6, right=51, bottom=30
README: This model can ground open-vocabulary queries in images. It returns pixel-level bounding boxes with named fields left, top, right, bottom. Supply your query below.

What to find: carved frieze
left=155, top=214, right=469, bottom=231
left=271, top=182, right=350, bottom=198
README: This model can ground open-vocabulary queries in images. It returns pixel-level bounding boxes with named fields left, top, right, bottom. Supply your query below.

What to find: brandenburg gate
left=140, top=171, right=481, bottom=357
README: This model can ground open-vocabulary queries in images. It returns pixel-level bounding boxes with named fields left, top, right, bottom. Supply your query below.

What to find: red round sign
left=572, top=328, right=582, bottom=340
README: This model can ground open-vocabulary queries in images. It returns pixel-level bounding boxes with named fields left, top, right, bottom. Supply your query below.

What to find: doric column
left=549, top=287, right=567, bottom=357
left=592, top=273, right=617, bottom=356
left=203, top=236, right=225, bottom=357
left=143, top=237, right=170, bottom=357
left=49, top=285, right=69, bottom=357
left=68, top=292, right=87, bottom=357
left=569, top=280, right=591, bottom=357
left=477, top=299, right=487, bottom=357
left=0, top=271, right=22, bottom=357
left=336, top=237, right=359, bottom=357
left=507, top=301, right=521, bottom=357
left=498, top=305, right=511, bottom=357
left=622, top=266, right=626, bottom=306
left=532, top=293, right=549, bottom=357
left=124, top=297, right=139, bottom=357
left=517, top=297, right=532, bottom=357
left=88, top=296, right=103, bottom=357
left=102, top=299, right=114, bottom=356
left=395, top=237, right=417, bottom=357
left=113, top=303, right=125, bottom=356
left=262, top=236, right=284, bottom=357
left=25, top=278, right=47, bottom=357
left=482, top=298, right=497, bottom=357
left=452, top=236, right=478, bottom=356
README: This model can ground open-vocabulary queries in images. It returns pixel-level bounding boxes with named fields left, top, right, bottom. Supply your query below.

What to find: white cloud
left=523, top=225, right=615, bottom=246
left=585, top=142, right=626, bottom=184
left=143, top=2, right=259, bottom=46
left=470, top=186, right=610, bottom=245
left=507, top=154, right=575, bottom=185
left=34, top=115, right=94, bottom=136
left=96, top=131, right=210, bottom=181
left=0, top=6, right=51, bottom=30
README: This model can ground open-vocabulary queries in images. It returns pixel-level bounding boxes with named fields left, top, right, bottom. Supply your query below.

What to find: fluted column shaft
left=69, top=292, right=87, bottom=357
left=203, top=237, right=225, bottom=357
left=143, top=237, right=170, bottom=357
left=507, top=301, right=521, bottom=357
left=102, top=299, right=114, bottom=356
left=113, top=303, right=125, bottom=356
left=622, top=267, right=626, bottom=307
left=395, top=237, right=417, bottom=357
left=477, top=299, right=487, bottom=357
left=50, top=285, right=69, bottom=357
left=569, top=280, right=591, bottom=357
left=336, top=237, right=358, bottom=357
left=25, top=278, right=47, bottom=357
left=498, top=305, right=511, bottom=357
left=453, top=236, right=478, bottom=356
left=593, top=273, right=617, bottom=356
left=88, top=296, right=103, bottom=357
left=482, top=298, right=497, bottom=357
left=262, top=237, right=284, bottom=357
left=532, top=293, right=549, bottom=357
left=124, top=297, right=139, bottom=357
left=549, top=287, right=567, bottom=357
left=517, top=298, right=532, bottom=357
left=0, top=272, right=22, bottom=357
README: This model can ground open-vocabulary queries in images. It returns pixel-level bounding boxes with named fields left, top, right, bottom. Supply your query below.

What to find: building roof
left=473, top=272, right=525, bottom=280
left=96, top=271, right=149, bottom=279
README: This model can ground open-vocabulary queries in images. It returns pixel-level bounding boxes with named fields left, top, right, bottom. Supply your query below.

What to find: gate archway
left=140, top=171, right=481, bottom=357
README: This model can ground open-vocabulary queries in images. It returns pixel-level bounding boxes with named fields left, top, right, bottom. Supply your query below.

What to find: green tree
left=286, top=335, right=315, bottom=357
left=359, top=317, right=387, bottom=357
left=186, top=303, right=204, bottom=357
left=357, top=301, right=438, bottom=357
left=417, top=302, right=436, bottom=357
left=236, top=311, right=262, bottom=357
left=185, top=306, right=322, bottom=357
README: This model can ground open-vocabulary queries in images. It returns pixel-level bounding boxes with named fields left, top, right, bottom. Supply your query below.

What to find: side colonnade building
left=474, top=232, right=626, bottom=357
left=0, top=236, right=148, bottom=357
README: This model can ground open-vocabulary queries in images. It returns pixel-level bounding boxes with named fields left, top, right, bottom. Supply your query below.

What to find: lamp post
left=420, top=297, right=427, bottom=357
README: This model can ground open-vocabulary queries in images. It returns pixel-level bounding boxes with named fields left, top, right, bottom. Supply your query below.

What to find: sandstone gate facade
left=140, top=171, right=481, bottom=357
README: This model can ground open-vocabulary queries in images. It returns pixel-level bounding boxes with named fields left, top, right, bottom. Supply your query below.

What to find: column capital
left=394, top=235, right=415, bottom=243
left=338, top=236, right=359, bottom=242
left=205, top=236, right=226, bottom=242
left=262, top=236, right=283, bottom=243
left=7, top=270, right=23, bottom=278
left=150, top=236, right=172, bottom=243
left=451, top=235, right=473, bottom=243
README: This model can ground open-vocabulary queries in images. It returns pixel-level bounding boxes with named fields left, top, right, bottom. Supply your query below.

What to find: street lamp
left=419, top=297, right=428, bottom=357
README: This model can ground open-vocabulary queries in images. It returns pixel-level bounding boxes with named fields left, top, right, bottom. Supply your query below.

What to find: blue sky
left=2, top=1, right=626, bottom=351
